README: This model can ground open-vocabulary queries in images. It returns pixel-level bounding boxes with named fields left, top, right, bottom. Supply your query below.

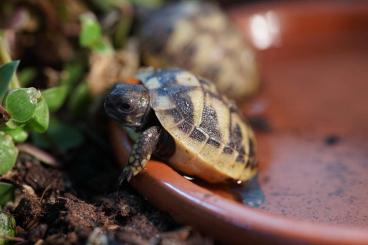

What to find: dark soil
left=1, top=152, right=212, bottom=244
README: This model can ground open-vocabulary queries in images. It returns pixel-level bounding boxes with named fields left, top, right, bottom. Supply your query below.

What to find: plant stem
left=0, top=33, right=20, bottom=89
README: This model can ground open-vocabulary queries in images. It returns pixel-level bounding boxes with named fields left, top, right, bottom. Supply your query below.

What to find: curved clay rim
left=109, top=2, right=368, bottom=244
left=110, top=123, right=368, bottom=245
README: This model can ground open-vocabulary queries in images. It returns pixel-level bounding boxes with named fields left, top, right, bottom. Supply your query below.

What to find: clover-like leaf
left=49, top=118, right=84, bottom=151
left=0, top=212, right=15, bottom=245
left=79, top=14, right=112, bottom=54
left=42, top=85, right=68, bottom=112
left=0, top=182, right=14, bottom=207
left=32, top=118, right=84, bottom=152
left=92, top=39, right=113, bottom=54
left=2, top=127, right=28, bottom=143
left=0, top=61, right=19, bottom=98
left=3, top=87, right=41, bottom=123
left=60, top=62, right=84, bottom=87
left=67, top=82, right=91, bottom=117
left=4, top=119, right=23, bottom=130
left=0, top=132, right=18, bottom=175
left=18, top=67, right=36, bottom=87
left=26, top=97, right=49, bottom=133
left=80, top=14, right=102, bottom=48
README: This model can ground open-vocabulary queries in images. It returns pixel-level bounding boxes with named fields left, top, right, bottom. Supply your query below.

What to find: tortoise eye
left=119, top=102, right=132, bottom=111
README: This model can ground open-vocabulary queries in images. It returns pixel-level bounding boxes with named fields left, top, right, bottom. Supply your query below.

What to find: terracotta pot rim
left=110, top=122, right=368, bottom=245
left=134, top=162, right=368, bottom=245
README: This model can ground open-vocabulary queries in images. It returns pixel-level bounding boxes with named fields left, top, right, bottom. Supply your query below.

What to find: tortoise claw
left=118, top=167, right=134, bottom=185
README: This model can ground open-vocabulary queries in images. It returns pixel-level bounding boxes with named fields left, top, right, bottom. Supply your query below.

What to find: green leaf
left=30, top=133, right=49, bottom=149
left=92, top=39, right=113, bottom=54
left=18, top=67, right=36, bottom=87
left=1, top=127, right=28, bottom=143
left=79, top=14, right=113, bottom=54
left=4, top=119, right=23, bottom=130
left=60, top=62, right=84, bottom=87
left=80, top=14, right=102, bottom=48
left=0, top=212, right=15, bottom=245
left=32, top=118, right=84, bottom=152
left=49, top=119, right=84, bottom=152
left=3, top=87, right=41, bottom=123
left=0, top=132, right=18, bottom=175
left=42, top=85, right=68, bottom=112
left=26, top=97, right=49, bottom=133
left=0, top=61, right=19, bottom=98
left=0, top=182, right=14, bottom=207
left=67, top=82, right=91, bottom=117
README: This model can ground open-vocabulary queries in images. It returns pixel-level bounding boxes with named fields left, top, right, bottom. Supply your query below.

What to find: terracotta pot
left=110, top=1, right=368, bottom=244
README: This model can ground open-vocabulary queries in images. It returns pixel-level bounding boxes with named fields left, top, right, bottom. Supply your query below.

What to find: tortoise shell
left=138, top=68, right=257, bottom=183
left=138, top=1, right=260, bottom=101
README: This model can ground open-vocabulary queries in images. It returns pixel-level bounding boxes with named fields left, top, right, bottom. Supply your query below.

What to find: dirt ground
left=1, top=151, right=212, bottom=244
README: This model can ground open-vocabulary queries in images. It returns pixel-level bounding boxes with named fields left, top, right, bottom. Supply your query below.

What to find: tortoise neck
left=140, top=108, right=160, bottom=131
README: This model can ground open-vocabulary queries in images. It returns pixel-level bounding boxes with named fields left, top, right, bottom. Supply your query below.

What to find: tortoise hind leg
left=119, top=126, right=161, bottom=184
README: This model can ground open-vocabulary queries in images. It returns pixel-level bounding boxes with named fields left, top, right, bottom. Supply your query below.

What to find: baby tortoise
left=105, top=68, right=257, bottom=183
left=138, top=1, right=260, bottom=101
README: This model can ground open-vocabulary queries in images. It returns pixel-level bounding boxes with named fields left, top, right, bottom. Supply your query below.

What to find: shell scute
left=139, top=68, right=257, bottom=182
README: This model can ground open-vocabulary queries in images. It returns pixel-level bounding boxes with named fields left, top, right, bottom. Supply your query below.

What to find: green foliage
left=1, top=127, right=28, bottom=143
left=0, top=183, right=14, bottom=207
left=67, top=82, right=91, bottom=117
left=60, top=61, right=84, bottom=87
left=32, top=118, right=84, bottom=153
left=0, top=61, right=19, bottom=99
left=3, top=88, right=41, bottom=123
left=42, top=85, right=68, bottom=112
left=41, top=61, right=85, bottom=113
left=27, top=97, right=49, bottom=133
left=80, top=14, right=113, bottom=54
left=0, top=61, right=50, bottom=177
left=0, top=212, right=15, bottom=245
left=0, top=132, right=18, bottom=175
left=0, top=0, right=169, bottom=240
left=48, top=119, right=84, bottom=152
left=18, top=67, right=36, bottom=87
left=2, top=87, right=49, bottom=133
left=80, top=14, right=101, bottom=47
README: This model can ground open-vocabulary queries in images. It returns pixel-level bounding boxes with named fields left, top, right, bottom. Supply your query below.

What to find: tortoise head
left=104, top=84, right=150, bottom=127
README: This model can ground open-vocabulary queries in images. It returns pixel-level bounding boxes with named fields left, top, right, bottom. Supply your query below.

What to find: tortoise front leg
left=119, top=126, right=161, bottom=184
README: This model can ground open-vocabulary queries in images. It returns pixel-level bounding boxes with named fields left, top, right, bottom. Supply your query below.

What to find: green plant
left=0, top=212, right=15, bottom=245
left=0, top=62, right=50, bottom=173
left=80, top=13, right=113, bottom=54
left=0, top=35, right=53, bottom=209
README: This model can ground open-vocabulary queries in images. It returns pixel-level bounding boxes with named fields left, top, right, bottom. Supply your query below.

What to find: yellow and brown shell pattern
left=138, top=68, right=257, bottom=182
left=139, top=1, right=260, bottom=102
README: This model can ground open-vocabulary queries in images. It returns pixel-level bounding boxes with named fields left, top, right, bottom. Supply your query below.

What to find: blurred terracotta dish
left=110, top=1, right=368, bottom=244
